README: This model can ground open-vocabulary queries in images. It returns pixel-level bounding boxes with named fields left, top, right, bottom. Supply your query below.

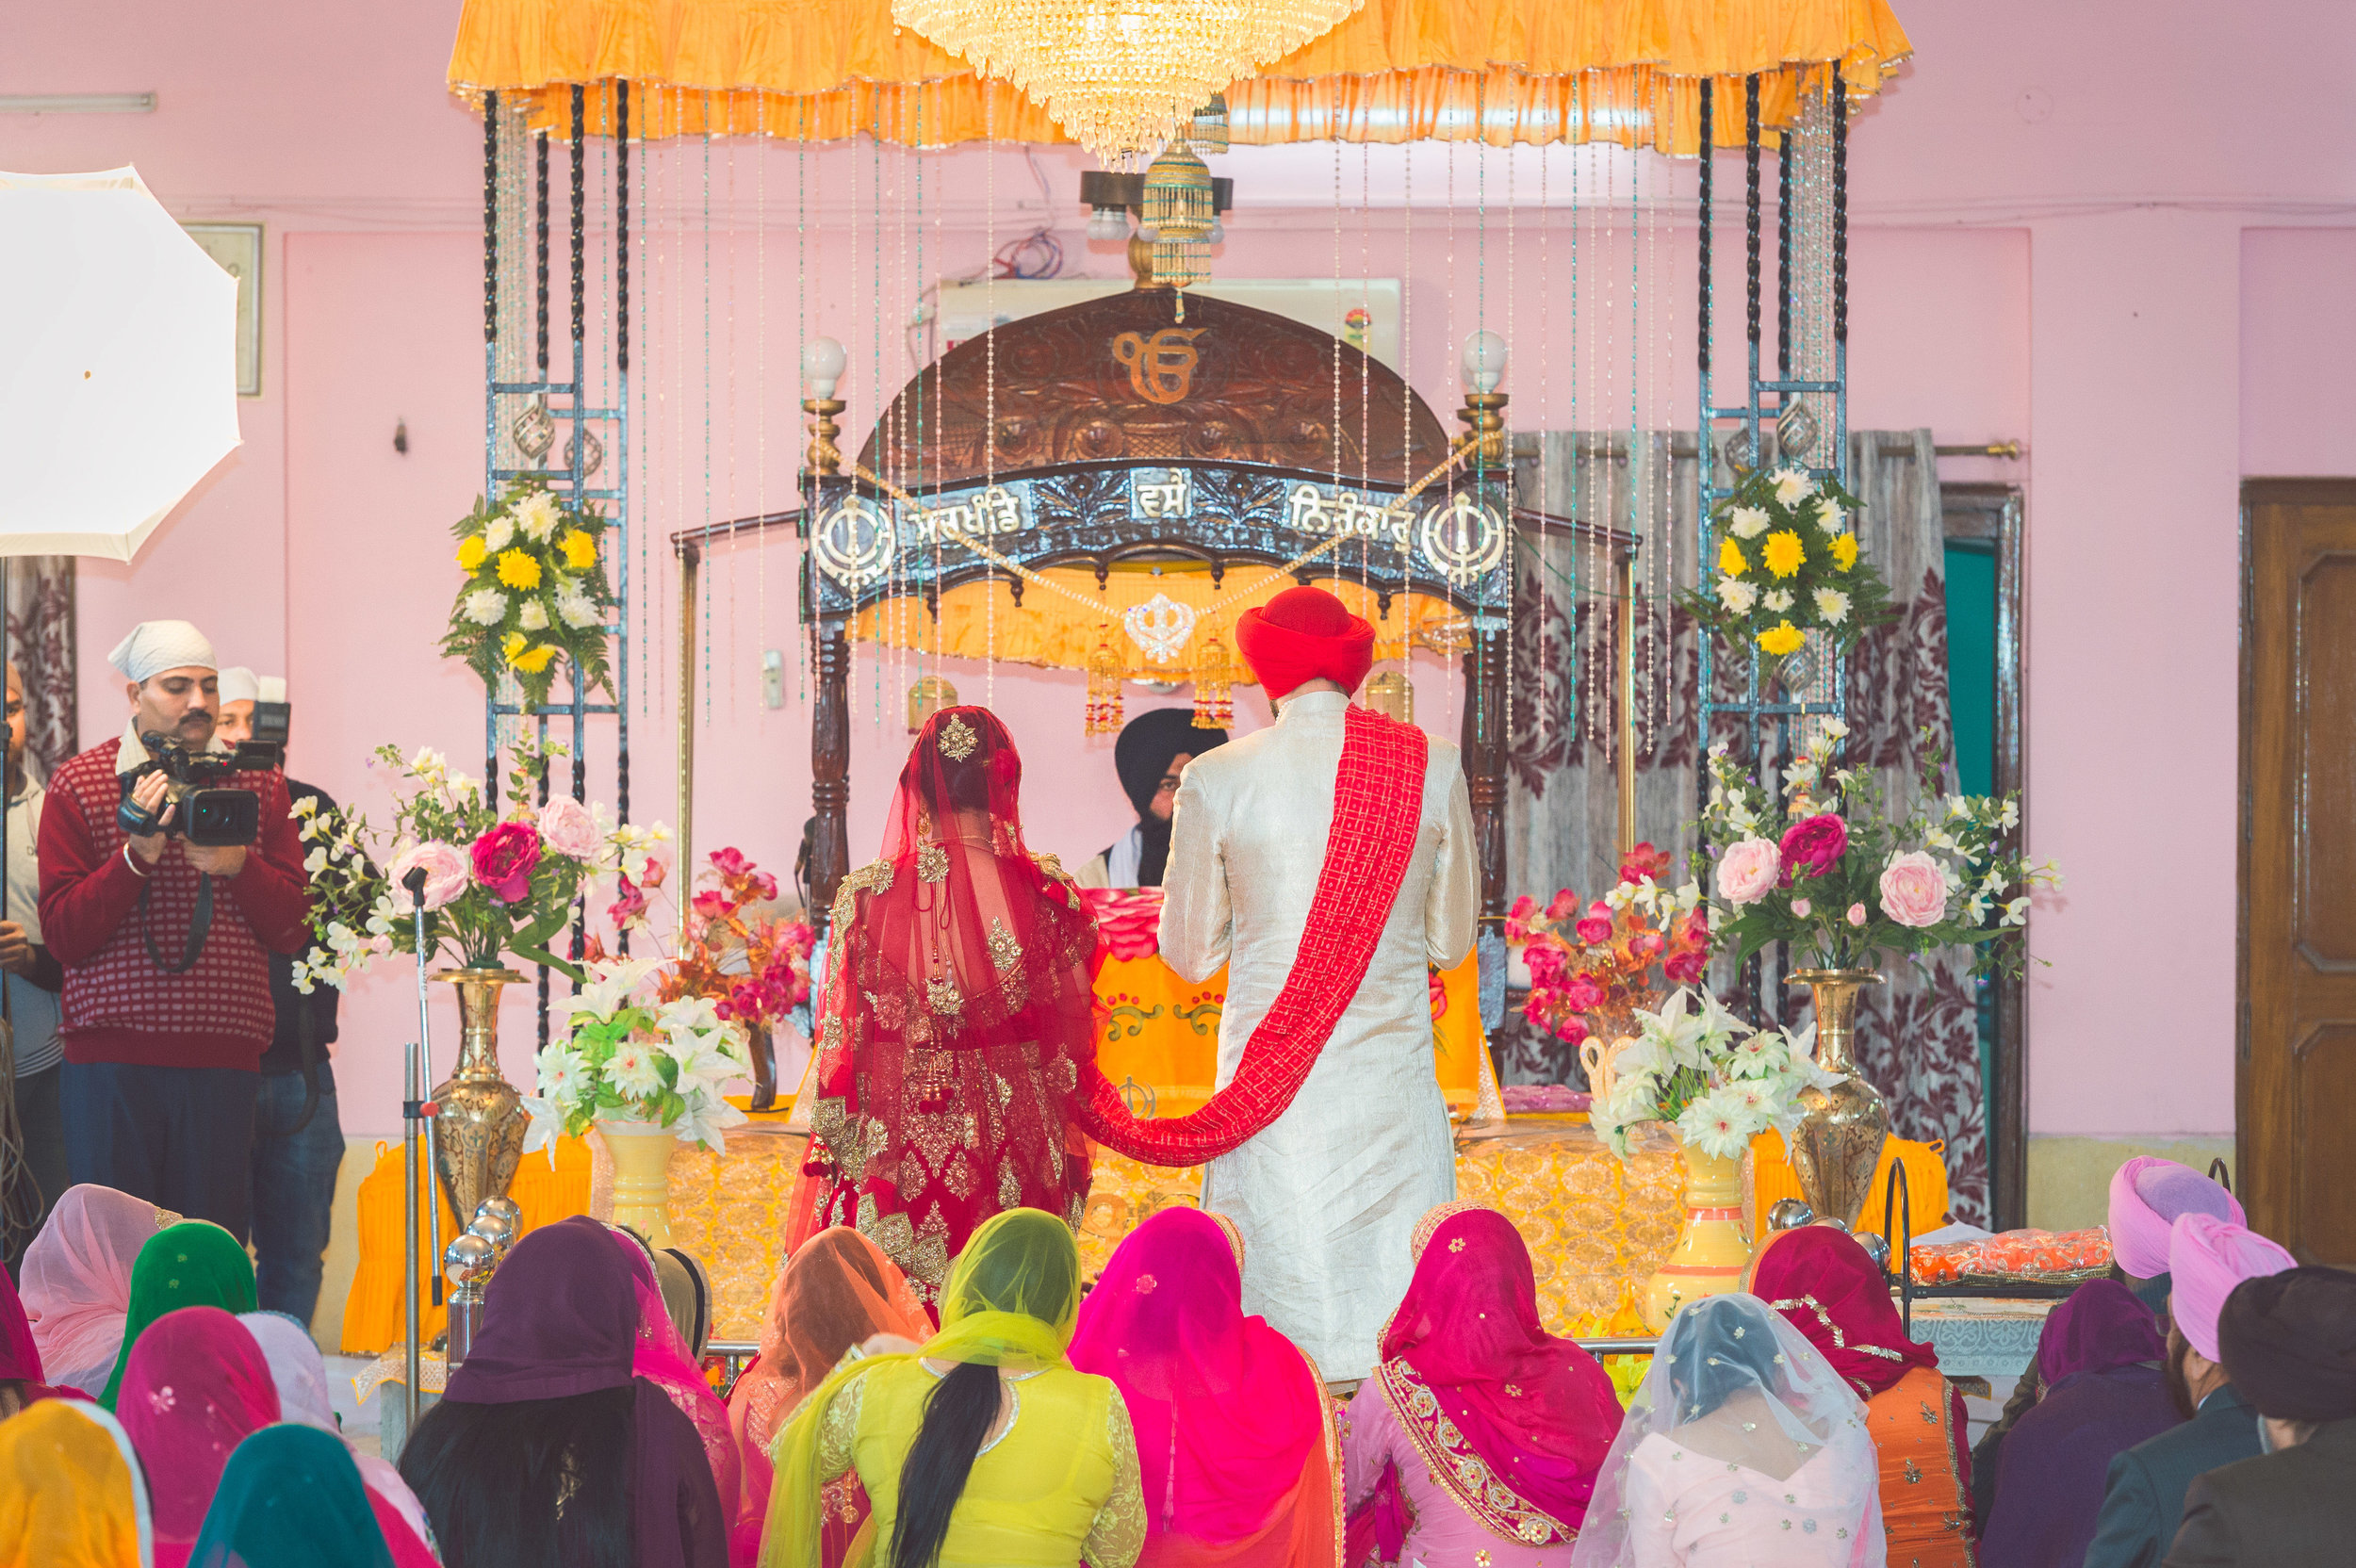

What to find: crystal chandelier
left=892, top=0, right=1365, bottom=157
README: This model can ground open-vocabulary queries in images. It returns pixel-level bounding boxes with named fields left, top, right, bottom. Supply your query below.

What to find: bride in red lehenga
left=800, top=705, right=1103, bottom=1306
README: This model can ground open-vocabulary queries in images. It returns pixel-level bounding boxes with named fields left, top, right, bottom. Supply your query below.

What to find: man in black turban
left=2161, top=1265, right=2356, bottom=1565
left=1074, top=707, right=1226, bottom=890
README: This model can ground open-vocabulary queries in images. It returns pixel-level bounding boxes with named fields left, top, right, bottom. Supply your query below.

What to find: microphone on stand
left=401, top=863, right=434, bottom=1440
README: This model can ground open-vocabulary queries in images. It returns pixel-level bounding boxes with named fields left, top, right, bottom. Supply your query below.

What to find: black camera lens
left=183, top=788, right=261, bottom=848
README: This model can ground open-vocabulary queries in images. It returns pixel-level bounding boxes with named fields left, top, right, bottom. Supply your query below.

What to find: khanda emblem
left=1110, top=328, right=1207, bottom=405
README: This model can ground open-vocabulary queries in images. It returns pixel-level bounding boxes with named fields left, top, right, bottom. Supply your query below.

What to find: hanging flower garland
left=1683, top=466, right=1891, bottom=662
left=440, top=478, right=617, bottom=708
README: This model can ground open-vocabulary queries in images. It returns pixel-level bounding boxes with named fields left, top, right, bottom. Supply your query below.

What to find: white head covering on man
left=106, top=620, right=217, bottom=683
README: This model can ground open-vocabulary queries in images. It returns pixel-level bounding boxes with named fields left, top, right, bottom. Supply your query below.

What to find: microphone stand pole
left=401, top=868, right=433, bottom=1439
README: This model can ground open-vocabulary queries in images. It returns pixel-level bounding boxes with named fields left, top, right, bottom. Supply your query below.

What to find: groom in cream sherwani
left=1155, top=585, right=1478, bottom=1382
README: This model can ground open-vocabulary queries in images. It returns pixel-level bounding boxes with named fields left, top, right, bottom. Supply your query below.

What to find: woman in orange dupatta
left=1068, top=1207, right=1340, bottom=1568
left=1750, top=1225, right=1975, bottom=1567
left=726, top=1226, right=933, bottom=1566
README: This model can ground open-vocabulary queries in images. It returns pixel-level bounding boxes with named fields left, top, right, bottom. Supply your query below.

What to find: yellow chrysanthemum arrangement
left=1684, top=466, right=1890, bottom=664
left=442, top=478, right=618, bottom=708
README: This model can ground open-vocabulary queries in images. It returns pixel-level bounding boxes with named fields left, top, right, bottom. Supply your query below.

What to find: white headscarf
left=106, top=621, right=216, bottom=683
left=1569, top=1294, right=1887, bottom=1568
left=236, top=1310, right=437, bottom=1549
left=217, top=666, right=259, bottom=706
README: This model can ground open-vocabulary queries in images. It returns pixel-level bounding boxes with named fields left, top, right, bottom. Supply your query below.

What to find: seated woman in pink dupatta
left=608, top=1225, right=744, bottom=1537
left=1068, top=1206, right=1340, bottom=1568
left=727, top=1226, right=934, bottom=1568
left=1344, top=1203, right=1625, bottom=1567
left=20, top=1184, right=179, bottom=1397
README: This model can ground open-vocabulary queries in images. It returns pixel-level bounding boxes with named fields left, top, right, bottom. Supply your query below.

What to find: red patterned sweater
left=37, top=739, right=312, bottom=1070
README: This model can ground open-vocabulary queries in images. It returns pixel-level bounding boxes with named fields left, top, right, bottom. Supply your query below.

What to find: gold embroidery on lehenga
left=987, top=916, right=1023, bottom=972
left=917, top=841, right=950, bottom=883
left=926, top=975, right=964, bottom=1020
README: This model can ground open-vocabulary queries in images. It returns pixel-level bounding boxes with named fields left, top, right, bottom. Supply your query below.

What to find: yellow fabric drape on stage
left=339, top=1134, right=596, bottom=1354
left=851, top=567, right=1460, bottom=673
left=447, top=0, right=1912, bottom=151
left=1093, top=947, right=1486, bottom=1115
left=1747, top=1128, right=1950, bottom=1245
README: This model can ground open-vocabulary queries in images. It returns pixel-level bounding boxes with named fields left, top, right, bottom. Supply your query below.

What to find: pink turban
left=2167, top=1212, right=2294, bottom=1363
left=2107, top=1157, right=2243, bottom=1278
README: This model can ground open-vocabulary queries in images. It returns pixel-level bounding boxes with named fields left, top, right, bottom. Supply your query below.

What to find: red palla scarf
left=1069, top=1208, right=1338, bottom=1567
left=1359, top=1205, right=1624, bottom=1555
left=806, top=707, right=1104, bottom=1298
left=1750, top=1224, right=1941, bottom=1396
left=1077, top=697, right=1426, bottom=1167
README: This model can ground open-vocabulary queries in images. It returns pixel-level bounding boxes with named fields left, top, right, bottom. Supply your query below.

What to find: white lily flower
left=520, top=1095, right=568, bottom=1167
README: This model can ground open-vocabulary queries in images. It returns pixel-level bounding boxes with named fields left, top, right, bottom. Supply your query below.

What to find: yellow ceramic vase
left=1642, top=1140, right=1752, bottom=1331
left=596, top=1119, right=679, bottom=1249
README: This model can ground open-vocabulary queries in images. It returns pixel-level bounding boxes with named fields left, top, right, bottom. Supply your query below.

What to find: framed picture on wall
left=182, top=222, right=263, bottom=397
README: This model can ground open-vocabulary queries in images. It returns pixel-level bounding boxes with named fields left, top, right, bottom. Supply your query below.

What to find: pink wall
left=14, top=0, right=2353, bottom=1139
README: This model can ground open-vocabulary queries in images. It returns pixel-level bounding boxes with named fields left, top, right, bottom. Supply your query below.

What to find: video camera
left=115, top=699, right=290, bottom=847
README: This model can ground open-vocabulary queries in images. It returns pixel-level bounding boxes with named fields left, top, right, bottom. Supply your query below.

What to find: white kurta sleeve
left=1155, top=770, right=1231, bottom=982
left=1424, top=760, right=1478, bottom=969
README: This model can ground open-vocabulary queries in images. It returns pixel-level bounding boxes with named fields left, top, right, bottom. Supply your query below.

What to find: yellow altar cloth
left=1093, top=948, right=1490, bottom=1118
left=340, top=947, right=1946, bottom=1352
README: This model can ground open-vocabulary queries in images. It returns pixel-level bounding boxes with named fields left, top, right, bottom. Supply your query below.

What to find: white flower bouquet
left=1592, top=988, right=1838, bottom=1162
left=524, top=956, right=751, bottom=1155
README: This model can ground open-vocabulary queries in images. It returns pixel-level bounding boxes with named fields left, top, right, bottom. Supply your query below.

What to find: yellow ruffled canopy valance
left=849, top=565, right=1465, bottom=674
left=448, top=0, right=1911, bottom=152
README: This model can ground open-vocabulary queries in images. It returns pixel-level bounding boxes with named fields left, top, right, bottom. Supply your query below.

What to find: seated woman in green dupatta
left=759, top=1207, right=1146, bottom=1568
left=98, top=1219, right=254, bottom=1410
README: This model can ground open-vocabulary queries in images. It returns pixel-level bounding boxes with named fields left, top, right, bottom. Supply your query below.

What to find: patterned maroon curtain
left=5, top=557, right=77, bottom=778
left=1506, top=430, right=1988, bottom=1225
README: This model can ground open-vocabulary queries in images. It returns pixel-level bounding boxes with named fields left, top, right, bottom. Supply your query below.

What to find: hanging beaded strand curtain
left=480, top=85, right=636, bottom=1040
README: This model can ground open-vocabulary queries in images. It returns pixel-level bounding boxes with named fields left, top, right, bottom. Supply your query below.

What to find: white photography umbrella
left=0, top=166, right=241, bottom=561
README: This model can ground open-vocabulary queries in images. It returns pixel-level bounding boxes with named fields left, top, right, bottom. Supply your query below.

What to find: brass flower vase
left=1641, top=1138, right=1752, bottom=1331
left=1786, top=969, right=1890, bottom=1231
left=431, top=969, right=530, bottom=1229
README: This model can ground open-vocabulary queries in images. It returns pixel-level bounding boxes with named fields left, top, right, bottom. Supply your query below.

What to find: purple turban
left=2167, top=1213, right=2294, bottom=1363
left=2107, top=1157, right=2243, bottom=1279
left=2217, top=1266, right=2356, bottom=1423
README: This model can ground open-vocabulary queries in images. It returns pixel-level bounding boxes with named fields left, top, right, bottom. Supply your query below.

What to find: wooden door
left=2242, top=479, right=2356, bottom=1264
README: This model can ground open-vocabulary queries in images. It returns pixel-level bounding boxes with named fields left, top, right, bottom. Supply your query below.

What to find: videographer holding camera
left=37, top=621, right=310, bottom=1240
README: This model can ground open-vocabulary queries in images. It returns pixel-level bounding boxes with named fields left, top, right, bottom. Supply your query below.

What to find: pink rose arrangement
left=471, top=821, right=544, bottom=904
left=387, top=841, right=470, bottom=911
left=1510, top=842, right=1713, bottom=1050
left=291, top=740, right=670, bottom=993
left=1697, top=721, right=2058, bottom=975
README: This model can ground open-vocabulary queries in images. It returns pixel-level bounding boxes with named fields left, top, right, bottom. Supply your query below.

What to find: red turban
left=1235, top=586, right=1375, bottom=699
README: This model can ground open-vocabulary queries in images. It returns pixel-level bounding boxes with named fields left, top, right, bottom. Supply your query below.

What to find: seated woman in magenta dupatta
left=116, top=1306, right=281, bottom=1568
left=1977, top=1279, right=2177, bottom=1568
left=1749, top=1226, right=1973, bottom=1568
left=1568, top=1294, right=1887, bottom=1568
left=398, top=1214, right=728, bottom=1568
left=1344, top=1203, right=1624, bottom=1567
left=1069, top=1206, right=1339, bottom=1568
